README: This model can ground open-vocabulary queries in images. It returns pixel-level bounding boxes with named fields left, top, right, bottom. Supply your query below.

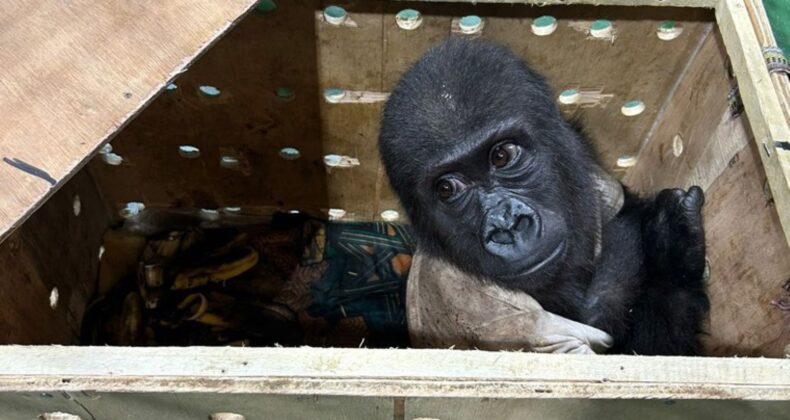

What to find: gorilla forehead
left=381, top=39, right=559, bottom=178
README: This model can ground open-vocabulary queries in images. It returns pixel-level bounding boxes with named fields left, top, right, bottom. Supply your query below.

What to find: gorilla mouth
left=501, top=240, right=566, bottom=279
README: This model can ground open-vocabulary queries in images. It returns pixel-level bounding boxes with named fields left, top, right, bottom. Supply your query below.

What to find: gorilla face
left=379, top=39, right=599, bottom=289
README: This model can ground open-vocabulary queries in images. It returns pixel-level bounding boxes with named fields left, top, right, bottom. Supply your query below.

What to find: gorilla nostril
left=489, top=229, right=514, bottom=244
left=513, top=214, right=533, bottom=231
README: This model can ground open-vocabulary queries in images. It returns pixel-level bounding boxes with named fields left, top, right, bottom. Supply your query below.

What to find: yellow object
left=171, top=246, right=259, bottom=290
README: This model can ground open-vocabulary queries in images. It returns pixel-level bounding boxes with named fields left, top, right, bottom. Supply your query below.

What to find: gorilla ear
left=592, top=164, right=624, bottom=225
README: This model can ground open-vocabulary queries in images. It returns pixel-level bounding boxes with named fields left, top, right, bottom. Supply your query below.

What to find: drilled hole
left=199, top=85, right=221, bottom=97
left=49, top=287, right=59, bottom=310
left=179, top=145, right=201, bottom=159
left=73, top=195, right=81, bottom=216
left=279, top=147, right=301, bottom=160
left=120, top=202, right=145, bottom=218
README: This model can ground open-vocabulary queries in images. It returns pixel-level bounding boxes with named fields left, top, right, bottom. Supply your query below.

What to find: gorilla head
left=379, top=38, right=600, bottom=291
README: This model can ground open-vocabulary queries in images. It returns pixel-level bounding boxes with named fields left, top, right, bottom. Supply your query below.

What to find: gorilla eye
left=490, top=143, right=520, bottom=169
left=435, top=177, right=464, bottom=200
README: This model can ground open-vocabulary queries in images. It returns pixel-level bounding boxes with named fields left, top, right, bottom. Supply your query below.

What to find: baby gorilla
left=379, top=39, right=709, bottom=355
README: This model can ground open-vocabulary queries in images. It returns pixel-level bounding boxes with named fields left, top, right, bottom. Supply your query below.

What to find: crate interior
left=1, top=0, right=788, bottom=357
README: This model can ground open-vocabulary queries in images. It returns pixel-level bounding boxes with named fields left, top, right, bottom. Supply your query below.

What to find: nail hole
left=166, top=83, right=178, bottom=91
left=199, top=85, right=221, bottom=98
left=590, top=19, right=613, bottom=39
left=222, top=206, right=242, bottom=213
left=49, top=287, right=59, bottom=310
left=324, top=88, right=346, bottom=103
left=616, top=154, right=637, bottom=168
left=657, top=21, right=683, bottom=41
left=380, top=210, right=400, bottom=222
left=458, top=15, right=483, bottom=34
left=120, top=202, right=145, bottom=218
left=396, top=9, right=422, bottom=30
left=558, top=88, right=581, bottom=105
left=621, top=100, right=645, bottom=117
left=279, top=147, right=301, bottom=160
left=123, top=92, right=133, bottom=99
left=672, top=134, right=684, bottom=157
left=275, top=87, right=295, bottom=102
left=324, top=6, right=347, bottom=25
left=220, top=156, right=240, bottom=168
left=531, top=16, right=558, bottom=36
left=179, top=145, right=201, bottom=159
left=328, top=208, right=346, bottom=220
left=73, top=195, right=81, bottom=216
left=255, top=0, right=277, bottom=13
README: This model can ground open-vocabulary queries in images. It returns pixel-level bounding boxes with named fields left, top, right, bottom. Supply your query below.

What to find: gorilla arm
left=407, top=252, right=613, bottom=354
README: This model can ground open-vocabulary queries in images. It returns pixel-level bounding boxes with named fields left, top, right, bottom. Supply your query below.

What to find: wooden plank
left=2, top=393, right=789, bottom=420
left=0, top=392, right=393, bottom=420
left=406, top=397, right=790, bottom=420
left=0, top=347, right=788, bottom=400
left=0, top=0, right=258, bottom=244
left=0, top=169, right=110, bottom=345
left=716, top=0, right=790, bottom=248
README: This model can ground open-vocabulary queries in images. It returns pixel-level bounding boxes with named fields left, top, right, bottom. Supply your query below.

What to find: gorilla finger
left=682, top=186, right=705, bottom=210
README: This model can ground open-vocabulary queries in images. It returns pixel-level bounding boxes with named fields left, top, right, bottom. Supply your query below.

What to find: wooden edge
left=716, top=0, right=790, bottom=248
left=0, top=1, right=259, bottom=246
left=404, top=0, right=717, bottom=6
left=0, top=346, right=787, bottom=399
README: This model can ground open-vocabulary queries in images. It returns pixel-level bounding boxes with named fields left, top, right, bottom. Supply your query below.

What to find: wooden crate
left=0, top=0, right=788, bottom=418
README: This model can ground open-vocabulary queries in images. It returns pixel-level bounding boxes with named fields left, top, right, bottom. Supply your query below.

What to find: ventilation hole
left=166, top=83, right=178, bottom=91
left=101, top=152, right=123, bottom=166
left=616, top=154, right=637, bottom=168
left=99, top=144, right=113, bottom=154
left=279, top=147, right=301, bottom=160
left=459, top=15, right=483, bottom=34
left=289, top=209, right=300, bottom=214
left=590, top=19, right=613, bottom=38
left=323, top=5, right=347, bottom=25
left=199, top=85, right=221, bottom=97
left=220, top=156, right=240, bottom=168
left=222, top=206, right=242, bottom=213
left=210, top=414, right=245, bottom=420
left=323, top=154, right=343, bottom=167
left=178, top=145, right=201, bottom=159
left=98, top=246, right=105, bottom=260
left=396, top=9, right=422, bottom=30
left=380, top=210, right=400, bottom=222
left=324, top=88, right=346, bottom=103
left=275, top=87, right=295, bottom=102
left=49, top=287, right=59, bottom=310
left=120, top=202, right=145, bottom=218
left=657, top=21, right=683, bottom=41
left=38, top=413, right=81, bottom=420
left=672, top=134, right=684, bottom=157
left=531, top=16, right=557, bottom=36
left=621, top=100, right=645, bottom=116
left=255, top=0, right=277, bottom=13
left=200, top=208, right=220, bottom=221
left=73, top=195, right=81, bottom=216
left=558, top=89, right=581, bottom=105
left=328, top=208, right=346, bottom=220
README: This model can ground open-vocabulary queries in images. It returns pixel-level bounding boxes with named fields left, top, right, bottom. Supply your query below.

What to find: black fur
left=379, top=38, right=709, bottom=355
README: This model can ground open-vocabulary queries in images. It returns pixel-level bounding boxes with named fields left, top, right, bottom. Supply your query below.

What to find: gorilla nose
left=482, top=199, right=541, bottom=255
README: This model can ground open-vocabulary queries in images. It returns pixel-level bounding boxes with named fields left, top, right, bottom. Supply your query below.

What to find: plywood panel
left=0, top=0, right=257, bottom=244
left=0, top=170, right=110, bottom=344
